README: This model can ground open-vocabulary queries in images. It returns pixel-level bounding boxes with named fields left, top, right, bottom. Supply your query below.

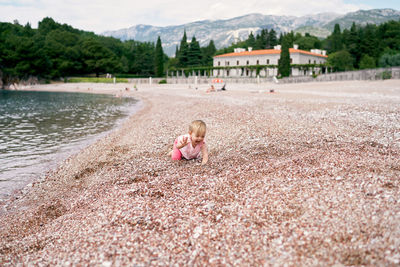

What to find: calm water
left=0, top=90, right=138, bottom=201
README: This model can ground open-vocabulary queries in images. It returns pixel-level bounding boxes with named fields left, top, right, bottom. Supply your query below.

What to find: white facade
left=213, top=46, right=328, bottom=77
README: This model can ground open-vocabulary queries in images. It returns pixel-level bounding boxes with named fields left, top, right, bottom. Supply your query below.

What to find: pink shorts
left=171, top=139, right=183, bottom=160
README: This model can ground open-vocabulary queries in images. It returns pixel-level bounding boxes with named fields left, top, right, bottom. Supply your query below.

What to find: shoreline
left=0, top=85, right=143, bottom=212
left=1, top=80, right=399, bottom=265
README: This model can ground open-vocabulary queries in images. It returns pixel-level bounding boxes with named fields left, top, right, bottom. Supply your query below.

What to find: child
left=170, top=120, right=209, bottom=165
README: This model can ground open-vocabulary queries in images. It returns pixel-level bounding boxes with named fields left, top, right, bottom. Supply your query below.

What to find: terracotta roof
left=214, top=48, right=328, bottom=58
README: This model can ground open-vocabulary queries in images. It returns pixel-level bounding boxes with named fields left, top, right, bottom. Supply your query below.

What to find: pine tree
left=255, top=33, right=262, bottom=50
left=278, top=34, right=291, bottom=77
left=177, top=30, right=189, bottom=68
left=188, top=36, right=202, bottom=67
left=201, top=40, right=216, bottom=66
left=268, top=29, right=278, bottom=48
left=255, top=29, right=268, bottom=49
left=154, top=36, right=164, bottom=77
left=343, top=22, right=361, bottom=68
left=278, top=32, right=284, bottom=45
left=330, top=23, right=343, bottom=53
left=247, top=32, right=256, bottom=49
left=359, top=24, right=379, bottom=61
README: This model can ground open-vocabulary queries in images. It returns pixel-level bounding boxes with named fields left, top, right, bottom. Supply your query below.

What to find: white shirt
left=177, top=134, right=205, bottom=159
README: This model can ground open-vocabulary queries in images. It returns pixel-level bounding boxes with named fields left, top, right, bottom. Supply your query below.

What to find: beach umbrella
left=212, top=78, right=224, bottom=84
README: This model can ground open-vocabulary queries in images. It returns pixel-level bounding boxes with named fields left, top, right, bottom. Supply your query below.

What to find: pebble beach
left=1, top=80, right=399, bottom=265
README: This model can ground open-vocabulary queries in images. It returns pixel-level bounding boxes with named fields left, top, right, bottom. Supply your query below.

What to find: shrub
left=158, top=79, right=167, bottom=84
left=381, top=71, right=392, bottom=80
left=359, top=55, right=376, bottom=70
left=66, top=77, right=129, bottom=83
left=379, top=53, right=400, bottom=67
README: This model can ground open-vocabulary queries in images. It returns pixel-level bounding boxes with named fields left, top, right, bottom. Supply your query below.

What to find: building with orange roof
left=213, top=45, right=328, bottom=77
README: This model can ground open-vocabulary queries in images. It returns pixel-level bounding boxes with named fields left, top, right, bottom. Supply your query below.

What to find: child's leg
left=171, top=139, right=182, bottom=160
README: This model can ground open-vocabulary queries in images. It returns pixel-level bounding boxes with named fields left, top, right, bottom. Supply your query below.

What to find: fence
left=278, top=67, right=400, bottom=84
left=127, top=67, right=399, bottom=85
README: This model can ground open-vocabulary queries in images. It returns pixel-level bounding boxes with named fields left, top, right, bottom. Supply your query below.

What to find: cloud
left=0, top=0, right=374, bottom=33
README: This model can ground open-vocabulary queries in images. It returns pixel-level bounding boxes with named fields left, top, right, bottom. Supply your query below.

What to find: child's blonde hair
left=189, top=120, right=206, bottom=135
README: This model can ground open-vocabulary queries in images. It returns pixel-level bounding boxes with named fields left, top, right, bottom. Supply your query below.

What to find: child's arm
left=201, top=144, right=208, bottom=165
left=176, top=136, right=189, bottom=149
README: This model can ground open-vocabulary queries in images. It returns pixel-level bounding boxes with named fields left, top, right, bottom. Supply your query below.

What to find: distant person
left=169, top=120, right=209, bottom=165
left=218, top=84, right=226, bottom=91
left=206, top=85, right=216, bottom=93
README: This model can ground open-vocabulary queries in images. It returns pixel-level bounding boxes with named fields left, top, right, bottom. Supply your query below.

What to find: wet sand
left=1, top=80, right=399, bottom=265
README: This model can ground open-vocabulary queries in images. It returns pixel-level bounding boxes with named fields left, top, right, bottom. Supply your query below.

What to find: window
left=218, top=61, right=221, bottom=66
left=266, top=59, right=270, bottom=64
left=314, top=60, right=316, bottom=64
left=308, top=60, right=311, bottom=64
left=246, top=60, right=249, bottom=65
left=226, top=61, right=230, bottom=66
left=227, top=70, right=230, bottom=76
left=256, top=60, right=259, bottom=65
left=290, top=58, right=293, bottom=63
left=237, top=60, right=239, bottom=65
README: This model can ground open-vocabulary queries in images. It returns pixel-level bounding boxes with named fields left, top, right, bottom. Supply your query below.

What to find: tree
left=379, top=52, right=400, bottom=67
left=327, top=50, right=354, bottom=72
left=188, top=36, right=202, bottom=67
left=378, top=20, right=400, bottom=52
left=201, top=40, right=216, bottom=66
left=166, top=57, right=179, bottom=71
left=1, top=17, right=167, bottom=83
left=154, top=36, right=164, bottom=77
left=246, top=32, right=256, bottom=48
left=255, top=29, right=268, bottom=49
left=126, top=41, right=155, bottom=76
left=359, top=55, right=376, bottom=69
left=44, top=29, right=81, bottom=77
left=268, top=29, right=278, bottom=48
left=344, top=22, right=361, bottom=67
left=295, top=34, right=322, bottom=50
left=327, top=23, right=343, bottom=53
left=177, top=30, right=189, bottom=68
left=80, top=38, right=120, bottom=76
left=38, top=17, right=59, bottom=35
left=359, top=24, right=379, bottom=62
left=278, top=34, right=291, bottom=77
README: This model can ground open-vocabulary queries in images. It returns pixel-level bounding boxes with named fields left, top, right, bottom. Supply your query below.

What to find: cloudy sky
left=0, top=0, right=399, bottom=33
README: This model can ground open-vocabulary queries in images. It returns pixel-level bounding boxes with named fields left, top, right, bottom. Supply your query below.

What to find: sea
left=0, top=89, right=138, bottom=202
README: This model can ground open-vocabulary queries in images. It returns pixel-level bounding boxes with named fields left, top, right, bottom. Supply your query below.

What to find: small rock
left=193, top=226, right=202, bottom=239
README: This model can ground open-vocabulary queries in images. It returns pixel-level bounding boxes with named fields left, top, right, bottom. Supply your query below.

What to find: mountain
left=102, top=9, right=400, bottom=56
left=323, top=8, right=400, bottom=30
left=303, top=8, right=400, bottom=38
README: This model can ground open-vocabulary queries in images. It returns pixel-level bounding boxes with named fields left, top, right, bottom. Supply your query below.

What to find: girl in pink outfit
left=170, top=120, right=209, bottom=165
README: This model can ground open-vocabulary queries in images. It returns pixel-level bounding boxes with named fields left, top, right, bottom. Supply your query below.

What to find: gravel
left=1, top=80, right=399, bottom=266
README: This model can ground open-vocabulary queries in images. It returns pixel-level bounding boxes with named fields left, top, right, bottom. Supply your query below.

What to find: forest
left=1, top=17, right=399, bottom=86
left=216, top=20, right=400, bottom=72
left=0, top=17, right=167, bottom=86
